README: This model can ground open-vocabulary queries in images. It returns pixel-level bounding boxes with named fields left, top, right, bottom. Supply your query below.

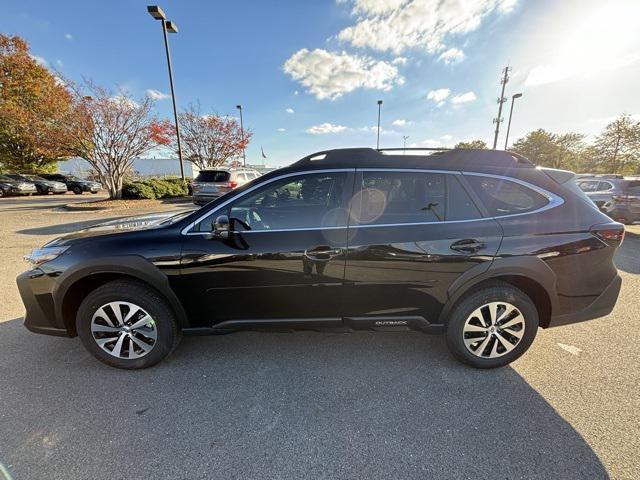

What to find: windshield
left=195, top=171, right=230, bottom=183
left=0, top=175, right=14, bottom=182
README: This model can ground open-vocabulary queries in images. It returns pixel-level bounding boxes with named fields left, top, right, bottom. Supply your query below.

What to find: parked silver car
left=192, top=168, right=261, bottom=206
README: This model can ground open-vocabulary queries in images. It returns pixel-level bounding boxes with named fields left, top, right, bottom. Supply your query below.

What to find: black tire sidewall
left=73, top=186, right=82, bottom=194
left=446, top=283, right=539, bottom=369
left=76, top=281, right=179, bottom=369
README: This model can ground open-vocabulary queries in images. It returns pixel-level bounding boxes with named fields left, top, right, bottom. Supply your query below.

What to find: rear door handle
left=450, top=239, right=486, bottom=253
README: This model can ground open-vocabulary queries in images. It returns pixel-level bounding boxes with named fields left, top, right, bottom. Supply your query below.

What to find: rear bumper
left=17, top=269, right=71, bottom=337
left=193, top=194, right=222, bottom=206
left=547, top=274, right=622, bottom=328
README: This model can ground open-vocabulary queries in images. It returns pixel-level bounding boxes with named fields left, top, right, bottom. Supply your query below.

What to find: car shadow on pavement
left=615, top=231, right=640, bottom=274
left=15, top=217, right=123, bottom=236
left=0, top=318, right=608, bottom=480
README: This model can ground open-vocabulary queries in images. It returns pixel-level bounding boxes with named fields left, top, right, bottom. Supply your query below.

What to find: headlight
left=24, top=246, right=69, bottom=265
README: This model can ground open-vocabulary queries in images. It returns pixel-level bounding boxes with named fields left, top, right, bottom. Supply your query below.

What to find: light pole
left=147, top=5, right=184, bottom=181
left=376, top=100, right=383, bottom=149
left=236, top=104, right=246, bottom=167
left=504, top=93, right=523, bottom=150
left=402, top=135, right=409, bottom=154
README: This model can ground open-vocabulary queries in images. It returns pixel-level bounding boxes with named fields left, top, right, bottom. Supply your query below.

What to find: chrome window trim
left=181, top=168, right=354, bottom=235
left=181, top=168, right=564, bottom=236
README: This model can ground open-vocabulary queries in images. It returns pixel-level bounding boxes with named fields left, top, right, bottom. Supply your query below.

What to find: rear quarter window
left=465, top=175, right=549, bottom=216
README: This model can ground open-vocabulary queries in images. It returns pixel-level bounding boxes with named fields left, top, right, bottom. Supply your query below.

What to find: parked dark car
left=40, top=173, right=102, bottom=194
left=576, top=175, right=640, bottom=223
left=5, top=173, right=67, bottom=195
left=0, top=174, right=37, bottom=197
left=17, top=148, right=623, bottom=370
left=192, top=167, right=261, bottom=206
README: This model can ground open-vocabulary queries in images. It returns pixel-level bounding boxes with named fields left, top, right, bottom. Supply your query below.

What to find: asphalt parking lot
left=0, top=195, right=639, bottom=479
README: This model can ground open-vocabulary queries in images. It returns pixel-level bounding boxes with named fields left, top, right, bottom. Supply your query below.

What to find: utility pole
left=504, top=93, right=523, bottom=150
left=236, top=104, right=246, bottom=167
left=376, top=100, right=383, bottom=149
left=402, top=135, right=409, bottom=154
left=492, top=66, right=511, bottom=150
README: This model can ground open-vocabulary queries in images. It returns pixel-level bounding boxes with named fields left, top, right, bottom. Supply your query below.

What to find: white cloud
left=64, top=33, right=73, bottom=40
left=392, top=119, right=412, bottom=126
left=110, top=96, right=140, bottom=109
left=306, top=123, right=348, bottom=134
left=421, top=138, right=442, bottom=146
left=392, top=56, right=408, bottom=65
left=277, top=128, right=286, bottom=132
left=29, top=54, right=48, bottom=68
left=441, top=134, right=453, bottom=141
left=285, top=107, right=295, bottom=114
left=524, top=65, right=570, bottom=86
left=337, top=0, right=517, bottom=55
left=283, top=48, right=404, bottom=100
left=426, top=88, right=450, bottom=105
left=438, top=47, right=465, bottom=64
left=146, top=89, right=170, bottom=100
left=450, top=91, right=477, bottom=104
left=294, top=90, right=299, bottom=96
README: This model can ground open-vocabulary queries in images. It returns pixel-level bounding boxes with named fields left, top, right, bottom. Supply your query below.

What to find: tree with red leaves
left=178, top=104, right=251, bottom=170
left=0, top=34, right=80, bottom=173
left=65, top=82, right=174, bottom=199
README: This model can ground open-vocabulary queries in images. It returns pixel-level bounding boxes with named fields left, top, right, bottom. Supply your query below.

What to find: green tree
left=454, top=140, right=487, bottom=149
left=592, top=114, right=640, bottom=174
left=0, top=34, right=79, bottom=172
left=510, top=129, right=585, bottom=170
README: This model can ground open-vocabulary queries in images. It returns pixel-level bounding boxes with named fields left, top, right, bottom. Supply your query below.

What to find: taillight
left=591, top=223, right=625, bottom=246
left=228, top=180, right=238, bottom=189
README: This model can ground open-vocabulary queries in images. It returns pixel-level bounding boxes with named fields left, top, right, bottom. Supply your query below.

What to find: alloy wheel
left=91, top=301, right=157, bottom=359
left=462, top=302, right=525, bottom=358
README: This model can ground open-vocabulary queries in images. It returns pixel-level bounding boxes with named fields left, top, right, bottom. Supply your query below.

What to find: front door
left=342, top=169, right=502, bottom=329
left=178, top=169, right=355, bottom=328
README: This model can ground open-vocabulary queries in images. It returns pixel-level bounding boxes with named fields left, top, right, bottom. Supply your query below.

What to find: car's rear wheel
left=445, top=281, right=538, bottom=369
left=72, top=186, right=83, bottom=194
left=76, top=280, right=180, bottom=369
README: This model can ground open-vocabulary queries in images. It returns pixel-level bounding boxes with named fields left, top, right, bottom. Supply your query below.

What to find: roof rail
left=377, top=147, right=452, bottom=153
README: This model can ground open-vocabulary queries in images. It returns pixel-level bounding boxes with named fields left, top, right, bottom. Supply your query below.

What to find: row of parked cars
left=576, top=174, right=640, bottom=224
left=0, top=173, right=102, bottom=197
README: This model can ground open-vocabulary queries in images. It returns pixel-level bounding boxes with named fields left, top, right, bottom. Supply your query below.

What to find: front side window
left=211, top=172, right=349, bottom=231
left=465, top=175, right=548, bottom=216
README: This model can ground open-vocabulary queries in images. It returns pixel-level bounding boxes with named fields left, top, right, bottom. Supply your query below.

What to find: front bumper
left=17, top=269, right=71, bottom=337
left=13, top=188, right=37, bottom=195
left=548, top=274, right=622, bottom=328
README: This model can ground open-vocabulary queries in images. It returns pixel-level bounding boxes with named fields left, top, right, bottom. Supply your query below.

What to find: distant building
left=57, top=157, right=279, bottom=178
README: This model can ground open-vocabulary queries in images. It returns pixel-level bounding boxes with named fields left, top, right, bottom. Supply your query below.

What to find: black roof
left=288, top=148, right=533, bottom=171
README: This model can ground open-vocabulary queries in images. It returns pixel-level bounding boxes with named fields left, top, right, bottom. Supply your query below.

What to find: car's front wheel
left=76, top=280, right=180, bottom=369
left=72, top=186, right=83, bottom=194
left=445, top=281, right=538, bottom=369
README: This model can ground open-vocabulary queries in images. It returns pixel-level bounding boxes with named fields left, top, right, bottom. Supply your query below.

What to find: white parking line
left=557, top=343, right=582, bottom=356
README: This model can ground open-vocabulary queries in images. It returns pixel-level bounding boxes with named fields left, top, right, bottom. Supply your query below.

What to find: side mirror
left=212, top=214, right=230, bottom=239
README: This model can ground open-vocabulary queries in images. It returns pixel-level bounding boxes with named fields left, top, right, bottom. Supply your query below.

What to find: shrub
left=122, top=177, right=189, bottom=199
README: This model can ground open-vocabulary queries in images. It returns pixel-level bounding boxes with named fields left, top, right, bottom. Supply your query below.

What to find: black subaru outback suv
left=17, top=148, right=623, bottom=369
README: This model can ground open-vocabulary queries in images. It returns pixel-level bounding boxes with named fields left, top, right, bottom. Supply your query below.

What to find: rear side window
left=195, top=171, right=230, bottom=183
left=465, top=175, right=548, bottom=216
left=447, top=175, right=482, bottom=221
left=625, top=181, right=640, bottom=195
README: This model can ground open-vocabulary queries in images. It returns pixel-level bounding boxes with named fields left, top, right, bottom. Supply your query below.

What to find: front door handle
left=450, top=239, right=486, bottom=253
left=305, top=245, right=343, bottom=260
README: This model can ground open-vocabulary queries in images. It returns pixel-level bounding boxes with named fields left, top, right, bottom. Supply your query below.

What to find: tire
left=36, top=186, right=44, bottom=195
left=0, top=188, right=4, bottom=197
left=76, top=280, right=181, bottom=369
left=445, top=281, right=538, bottom=369
left=91, top=191, right=98, bottom=194
left=72, top=186, right=83, bottom=194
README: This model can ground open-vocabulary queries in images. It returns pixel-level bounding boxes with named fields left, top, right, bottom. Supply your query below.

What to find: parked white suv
left=192, top=168, right=261, bottom=206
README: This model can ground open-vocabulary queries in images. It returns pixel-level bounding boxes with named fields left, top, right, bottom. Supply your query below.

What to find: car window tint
left=465, top=175, right=548, bottom=216
left=598, top=181, right=613, bottom=191
left=195, top=171, right=230, bottom=183
left=354, top=171, right=445, bottom=225
left=446, top=175, right=482, bottom=221
left=577, top=180, right=598, bottom=192
left=222, top=172, right=348, bottom=231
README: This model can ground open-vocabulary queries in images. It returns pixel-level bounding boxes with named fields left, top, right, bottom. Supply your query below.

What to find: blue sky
left=2, top=0, right=640, bottom=166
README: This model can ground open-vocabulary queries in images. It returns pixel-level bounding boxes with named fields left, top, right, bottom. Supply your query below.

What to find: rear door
left=342, top=169, right=502, bottom=328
